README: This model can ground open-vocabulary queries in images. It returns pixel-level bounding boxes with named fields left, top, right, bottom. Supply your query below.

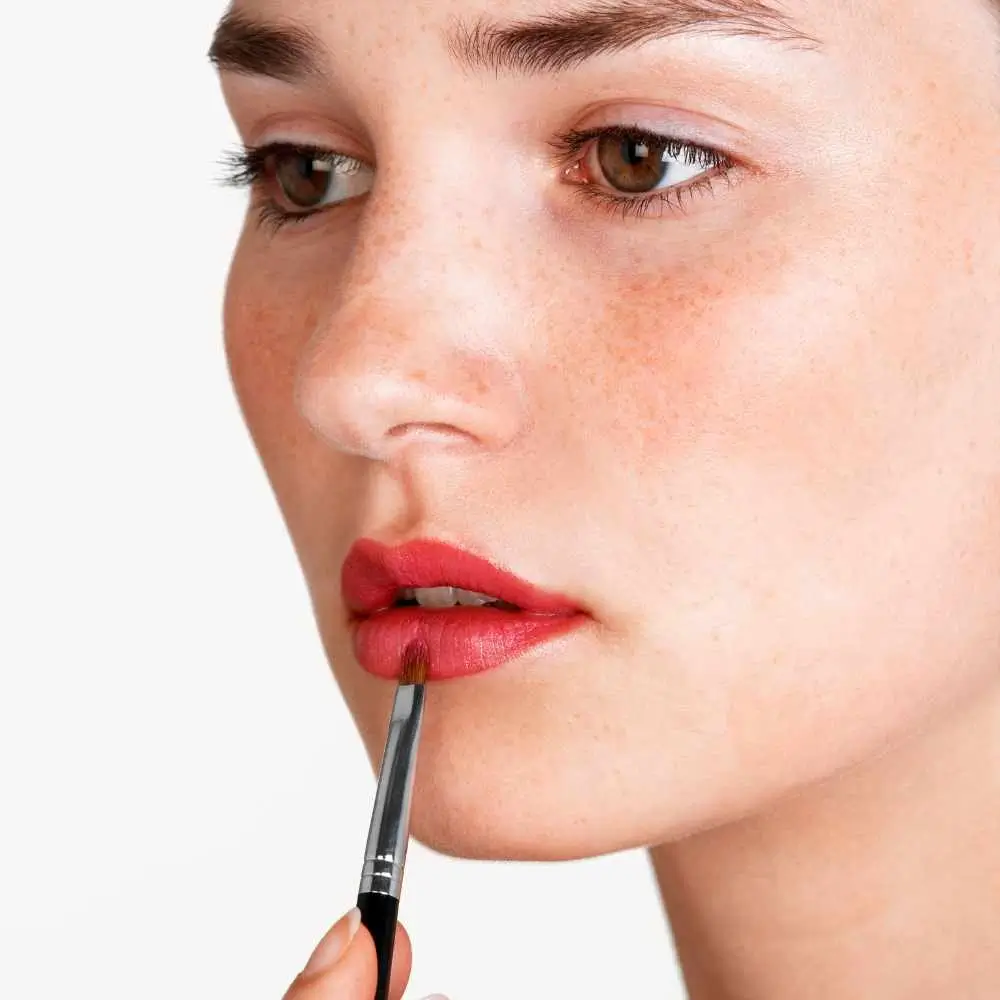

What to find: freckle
left=468, top=365, right=490, bottom=398
left=963, top=238, right=975, bottom=275
left=301, top=302, right=321, bottom=333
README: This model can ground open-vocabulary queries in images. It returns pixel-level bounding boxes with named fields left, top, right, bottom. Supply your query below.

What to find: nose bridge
left=294, top=188, right=529, bottom=462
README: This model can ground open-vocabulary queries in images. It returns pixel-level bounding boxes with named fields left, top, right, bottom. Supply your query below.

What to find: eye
left=547, top=124, right=736, bottom=221
left=220, top=142, right=375, bottom=226
left=264, top=145, right=374, bottom=212
left=588, top=131, right=715, bottom=194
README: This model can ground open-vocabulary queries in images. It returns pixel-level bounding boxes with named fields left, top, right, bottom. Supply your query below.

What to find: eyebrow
left=448, top=0, right=820, bottom=76
left=208, top=10, right=323, bottom=84
left=208, top=0, right=819, bottom=84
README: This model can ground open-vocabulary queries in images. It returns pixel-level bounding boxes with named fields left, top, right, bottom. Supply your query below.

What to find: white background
left=0, top=2, right=684, bottom=997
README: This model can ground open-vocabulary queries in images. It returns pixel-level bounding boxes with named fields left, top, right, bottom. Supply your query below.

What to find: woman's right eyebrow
left=207, top=0, right=821, bottom=84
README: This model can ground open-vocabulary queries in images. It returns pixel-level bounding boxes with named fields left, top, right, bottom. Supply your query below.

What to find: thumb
left=282, top=907, right=413, bottom=1000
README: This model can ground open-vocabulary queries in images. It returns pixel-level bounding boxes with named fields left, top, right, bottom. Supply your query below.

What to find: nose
left=294, top=224, right=530, bottom=463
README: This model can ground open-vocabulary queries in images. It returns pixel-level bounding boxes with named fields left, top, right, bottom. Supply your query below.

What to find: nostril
left=386, top=421, right=478, bottom=444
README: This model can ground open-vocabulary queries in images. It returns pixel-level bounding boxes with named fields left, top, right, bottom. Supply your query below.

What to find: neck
left=649, top=678, right=1000, bottom=1000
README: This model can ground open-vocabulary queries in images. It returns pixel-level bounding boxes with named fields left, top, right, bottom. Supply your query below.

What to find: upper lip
left=342, top=538, right=583, bottom=617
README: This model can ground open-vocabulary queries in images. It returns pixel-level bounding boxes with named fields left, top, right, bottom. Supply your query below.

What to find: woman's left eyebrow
left=208, top=1, right=821, bottom=84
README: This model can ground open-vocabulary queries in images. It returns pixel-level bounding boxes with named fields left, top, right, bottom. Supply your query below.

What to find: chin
left=349, top=675, right=778, bottom=863
left=390, top=689, right=953, bottom=864
left=396, top=720, right=747, bottom=863
left=406, top=775, right=646, bottom=862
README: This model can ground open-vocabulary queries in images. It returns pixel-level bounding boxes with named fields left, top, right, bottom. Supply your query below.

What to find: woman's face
left=217, top=0, right=1000, bottom=859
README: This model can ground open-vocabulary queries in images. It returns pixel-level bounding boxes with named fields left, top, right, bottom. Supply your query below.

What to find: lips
left=342, top=538, right=588, bottom=680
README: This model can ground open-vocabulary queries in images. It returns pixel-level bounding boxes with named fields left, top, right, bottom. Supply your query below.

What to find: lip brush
left=356, top=638, right=429, bottom=1000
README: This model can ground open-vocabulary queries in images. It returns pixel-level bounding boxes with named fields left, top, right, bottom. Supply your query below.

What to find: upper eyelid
left=252, top=139, right=371, bottom=167
left=546, top=125, right=732, bottom=166
left=244, top=123, right=729, bottom=161
left=248, top=142, right=363, bottom=165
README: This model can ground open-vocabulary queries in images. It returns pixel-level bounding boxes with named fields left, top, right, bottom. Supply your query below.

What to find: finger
left=387, top=920, right=412, bottom=1000
left=282, top=908, right=414, bottom=1000
left=282, top=908, right=373, bottom=999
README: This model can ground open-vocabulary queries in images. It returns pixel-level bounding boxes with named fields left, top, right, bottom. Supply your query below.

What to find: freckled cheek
left=226, top=278, right=298, bottom=422
left=540, top=239, right=899, bottom=543
left=223, top=251, right=336, bottom=527
left=550, top=264, right=739, bottom=444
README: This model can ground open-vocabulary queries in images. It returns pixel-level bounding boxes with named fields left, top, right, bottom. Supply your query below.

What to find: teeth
left=401, top=587, right=505, bottom=608
left=454, top=588, right=502, bottom=606
left=416, top=586, right=460, bottom=608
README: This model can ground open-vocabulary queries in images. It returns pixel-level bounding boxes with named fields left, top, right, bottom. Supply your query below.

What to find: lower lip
left=350, top=607, right=587, bottom=680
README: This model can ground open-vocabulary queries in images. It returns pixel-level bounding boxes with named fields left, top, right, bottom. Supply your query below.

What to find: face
left=216, top=0, right=1000, bottom=860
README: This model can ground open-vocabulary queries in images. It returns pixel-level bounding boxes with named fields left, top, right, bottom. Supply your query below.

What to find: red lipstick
left=342, top=539, right=587, bottom=680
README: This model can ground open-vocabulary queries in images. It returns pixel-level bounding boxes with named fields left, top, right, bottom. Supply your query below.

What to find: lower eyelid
left=576, top=161, right=743, bottom=223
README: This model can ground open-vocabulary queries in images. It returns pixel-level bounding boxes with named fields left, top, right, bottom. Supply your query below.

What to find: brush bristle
left=399, top=639, right=430, bottom=685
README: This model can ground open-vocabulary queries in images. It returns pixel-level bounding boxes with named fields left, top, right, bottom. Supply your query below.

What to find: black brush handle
left=357, top=891, right=399, bottom=1000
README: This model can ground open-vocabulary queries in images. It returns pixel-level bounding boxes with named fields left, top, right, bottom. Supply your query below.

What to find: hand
left=282, top=907, right=447, bottom=1000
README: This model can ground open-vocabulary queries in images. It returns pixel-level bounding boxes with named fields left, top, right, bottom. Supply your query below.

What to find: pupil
left=274, top=153, right=333, bottom=209
left=596, top=135, right=668, bottom=194
left=623, top=140, right=647, bottom=165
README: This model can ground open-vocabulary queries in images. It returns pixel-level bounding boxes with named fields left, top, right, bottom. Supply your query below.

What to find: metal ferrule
left=358, top=682, right=425, bottom=899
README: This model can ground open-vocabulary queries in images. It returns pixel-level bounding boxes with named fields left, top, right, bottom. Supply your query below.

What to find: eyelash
left=219, top=142, right=358, bottom=235
left=219, top=126, right=738, bottom=234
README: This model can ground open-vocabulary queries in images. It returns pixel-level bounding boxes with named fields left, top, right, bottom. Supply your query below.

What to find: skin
left=213, top=0, right=1000, bottom=996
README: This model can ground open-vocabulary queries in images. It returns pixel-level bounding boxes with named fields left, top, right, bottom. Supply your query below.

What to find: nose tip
left=294, top=333, right=528, bottom=462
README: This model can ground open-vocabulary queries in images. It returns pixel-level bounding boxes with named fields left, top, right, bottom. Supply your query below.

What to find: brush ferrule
left=359, top=682, right=425, bottom=899
left=359, top=856, right=404, bottom=897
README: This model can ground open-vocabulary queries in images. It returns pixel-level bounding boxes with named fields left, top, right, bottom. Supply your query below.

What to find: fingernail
left=301, top=907, right=362, bottom=976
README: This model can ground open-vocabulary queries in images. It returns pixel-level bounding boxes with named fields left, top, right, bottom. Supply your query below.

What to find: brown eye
left=586, top=131, right=722, bottom=196
left=261, top=147, right=375, bottom=212
left=270, top=151, right=334, bottom=208
left=595, top=134, right=672, bottom=193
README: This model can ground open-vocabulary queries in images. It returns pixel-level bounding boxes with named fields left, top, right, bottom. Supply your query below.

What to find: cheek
left=549, top=212, right=1000, bottom=776
left=223, top=247, right=360, bottom=576
left=224, top=248, right=317, bottom=439
left=556, top=196, right=977, bottom=525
